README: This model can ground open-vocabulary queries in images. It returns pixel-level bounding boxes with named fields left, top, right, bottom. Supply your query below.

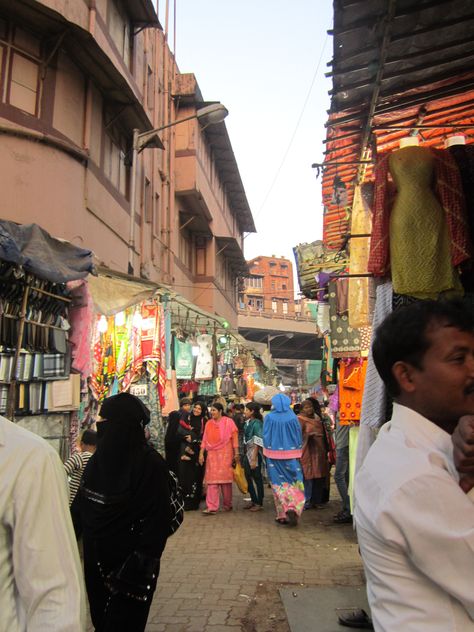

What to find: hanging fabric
left=174, top=338, right=194, bottom=380
left=368, top=146, right=471, bottom=297
left=348, top=183, right=374, bottom=328
left=328, top=280, right=362, bottom=357
left=194, top=334, right=213, bottom=380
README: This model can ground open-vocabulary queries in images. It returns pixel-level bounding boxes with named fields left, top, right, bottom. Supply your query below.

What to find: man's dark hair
left=81, top=429, right=97, bottom=446
left=234, top=403, right=245, bottom=412
left=372, top=299, right=474, bottom=397
left=180, top=397, right=192, bottom=407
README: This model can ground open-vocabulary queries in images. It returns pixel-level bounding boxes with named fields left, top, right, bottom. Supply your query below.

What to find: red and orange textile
left=338, top=358, right=367, bottom=425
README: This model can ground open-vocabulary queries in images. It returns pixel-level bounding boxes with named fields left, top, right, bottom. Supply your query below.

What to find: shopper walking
left=243, top=402, right=264, bottom=511
left=80, top=393, right=172, bottom=632
left=199, top=402, right=239, bottom=514
left=263, top=393, right=305, bottom=526
left=298, top=399, right=330, bottom=509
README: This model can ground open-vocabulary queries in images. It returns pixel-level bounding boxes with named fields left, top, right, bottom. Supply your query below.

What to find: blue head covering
left=263, top=393, right=302, bottom=455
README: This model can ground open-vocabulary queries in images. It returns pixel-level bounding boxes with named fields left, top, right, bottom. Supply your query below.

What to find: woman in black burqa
left=80, top=393, right=172, bottom=632
left=177, top=400, right=207, bottom=510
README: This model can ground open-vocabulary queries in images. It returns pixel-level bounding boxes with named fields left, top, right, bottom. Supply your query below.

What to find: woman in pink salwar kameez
left=199, top=402, right=239, bottom=515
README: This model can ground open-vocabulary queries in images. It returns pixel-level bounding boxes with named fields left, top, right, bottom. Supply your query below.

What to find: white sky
left=156, top=1, right=334, bottom=286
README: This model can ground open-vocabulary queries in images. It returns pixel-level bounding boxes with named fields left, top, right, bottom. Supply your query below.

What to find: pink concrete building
left=0, top=0, right=254, bottom=327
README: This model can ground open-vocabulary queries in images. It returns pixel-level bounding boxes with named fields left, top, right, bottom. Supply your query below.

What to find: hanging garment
left=235, top=376, right=248, bottom=398
left=198, top=379, right=217, bottom=397
left=174, top=338, right=194, bottom=380
left=141, top=302, right=161, bottom=361
left=161, top=370, right=179, bottom=416
left=194, top=334, right=213, bottom=380
left=67, top=279, right=94, bottom=378
left=328, top=281, right=362, bottom=358
left=368, top=147, right=471, bottom=297
left=355, top=281, right=393, bottom=473
left=316, top=301, right=330, bottom=333
left=220, top=375, right=236, bottom=397
left=348, top=183, right=374, bottom=328
left=336, top=279, right=349, bottom=315
left=448, top=145, right=474, bottom=290
left=339, top=359, right=367, bottom=425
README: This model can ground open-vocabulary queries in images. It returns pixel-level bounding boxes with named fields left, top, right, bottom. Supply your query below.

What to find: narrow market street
left=145, top=486, right=363, bottom=632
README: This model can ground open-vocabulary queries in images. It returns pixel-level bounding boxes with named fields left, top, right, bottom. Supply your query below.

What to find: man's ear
left=392, top=361, right=417, bottom=393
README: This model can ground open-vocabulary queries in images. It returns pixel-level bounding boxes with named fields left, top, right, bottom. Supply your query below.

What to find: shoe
left=334, top=511, right=353, bottom=524
left=338, top=609, right=374, bottom=629
left=223, top=506, right=233, bottom=512
left=249, top=504, right=263, bottom=512
left=243, top=503, right=255, bottom=510
left=286, top=509, right=298, bottom=527
left=202, top=509, right=216, bottom=515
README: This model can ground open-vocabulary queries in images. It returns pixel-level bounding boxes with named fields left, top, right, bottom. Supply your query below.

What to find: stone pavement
left=145, top=484, right=365, bottom=631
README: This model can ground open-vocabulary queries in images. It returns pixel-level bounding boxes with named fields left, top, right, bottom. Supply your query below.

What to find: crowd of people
left=2, top=300, right=474, bottom=631
left=163, top=390, right=339, bottom=528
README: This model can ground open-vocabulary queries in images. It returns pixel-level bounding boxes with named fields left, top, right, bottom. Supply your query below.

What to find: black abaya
left=80, top=393, right=172, bottom=632
left=176, top=411, right=205, bottom=510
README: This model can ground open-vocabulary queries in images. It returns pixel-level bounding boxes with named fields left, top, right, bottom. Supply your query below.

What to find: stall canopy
left=0, top=221, right=94, bottom=283
left=320, top=0, right=474, bottom=250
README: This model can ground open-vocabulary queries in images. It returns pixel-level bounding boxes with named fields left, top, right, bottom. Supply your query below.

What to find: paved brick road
left=144, top=485, right=364, bottom=631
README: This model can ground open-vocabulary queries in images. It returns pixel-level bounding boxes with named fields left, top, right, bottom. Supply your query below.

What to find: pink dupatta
left=201, top=416, right=237, bottom=451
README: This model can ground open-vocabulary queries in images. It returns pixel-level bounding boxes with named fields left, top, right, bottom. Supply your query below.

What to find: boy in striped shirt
left=64, top=429, right=97, bottom=538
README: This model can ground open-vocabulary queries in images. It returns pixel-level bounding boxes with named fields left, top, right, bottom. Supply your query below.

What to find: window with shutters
left=0, top=22, right=42, bottom=117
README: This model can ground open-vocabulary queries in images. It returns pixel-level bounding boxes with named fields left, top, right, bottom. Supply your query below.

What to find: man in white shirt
left=354, top=300, right=474, bottom=632
left=0, top=415, right=86, bottom=631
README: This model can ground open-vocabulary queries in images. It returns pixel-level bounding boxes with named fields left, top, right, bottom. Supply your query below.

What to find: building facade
left=241, top=255, right=295, bottom=317
left=0, top=0, right=253, bottom=328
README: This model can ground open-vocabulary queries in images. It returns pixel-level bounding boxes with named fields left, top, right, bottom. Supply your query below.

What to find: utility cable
left=251, top=32, right=330, bottom=224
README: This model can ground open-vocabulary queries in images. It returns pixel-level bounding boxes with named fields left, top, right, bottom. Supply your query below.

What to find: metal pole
left=7, top=283, right=30, bottom=421
left=128, top=128, right=139, bottom=275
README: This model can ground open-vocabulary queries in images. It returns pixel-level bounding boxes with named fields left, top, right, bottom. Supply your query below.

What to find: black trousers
left=244, top=454, right=264, bottom=506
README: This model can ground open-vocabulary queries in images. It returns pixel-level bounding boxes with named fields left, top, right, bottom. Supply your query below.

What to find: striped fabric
left=63, top=451, right=93, bottom=505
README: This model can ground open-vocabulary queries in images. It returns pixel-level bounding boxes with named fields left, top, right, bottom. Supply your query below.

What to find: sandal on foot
left=202, top=509, right=216, bottom=515
left=334, top=511, right=352, bottom=524
left=275, top=517, right=289, bottom=525
left=249, top=505, right=263, bottom=512
left=338, top=608, right=374, bottom=629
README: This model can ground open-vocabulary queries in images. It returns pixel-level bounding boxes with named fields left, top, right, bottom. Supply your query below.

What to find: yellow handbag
left=233, top=461, right=248, bottom=494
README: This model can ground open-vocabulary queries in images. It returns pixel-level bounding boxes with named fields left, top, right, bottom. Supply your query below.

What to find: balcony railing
left=238, top=307, right=316, bottom=323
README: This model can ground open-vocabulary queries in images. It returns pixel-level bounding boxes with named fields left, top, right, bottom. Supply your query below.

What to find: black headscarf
left=179, top=400, right=207, bottom=440
left=81, top=393, right=170, bottom=546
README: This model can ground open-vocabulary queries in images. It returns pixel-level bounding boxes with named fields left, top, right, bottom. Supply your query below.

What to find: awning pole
left=6, top=283, right=30, bottom=421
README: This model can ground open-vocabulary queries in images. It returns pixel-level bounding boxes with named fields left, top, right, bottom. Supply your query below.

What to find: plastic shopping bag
left=233, top=461, right=248, bottom=494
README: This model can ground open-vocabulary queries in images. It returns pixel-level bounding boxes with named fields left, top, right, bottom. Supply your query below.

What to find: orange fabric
left=202, top=417, right=238, bottom=484
left=339, top=359, right=367, bottom=425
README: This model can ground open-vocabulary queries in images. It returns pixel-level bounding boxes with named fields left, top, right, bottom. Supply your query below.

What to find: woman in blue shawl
left=263, top=393, right=305, bottom=526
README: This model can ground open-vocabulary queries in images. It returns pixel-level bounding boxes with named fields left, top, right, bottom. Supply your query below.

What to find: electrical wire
left=252, top=32, right=330, bottom=223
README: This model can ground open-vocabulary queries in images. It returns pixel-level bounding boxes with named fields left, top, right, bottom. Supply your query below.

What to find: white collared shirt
left=354, top=403, right=474, bottom=632
left=0, top=415, right=86, bottom=631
